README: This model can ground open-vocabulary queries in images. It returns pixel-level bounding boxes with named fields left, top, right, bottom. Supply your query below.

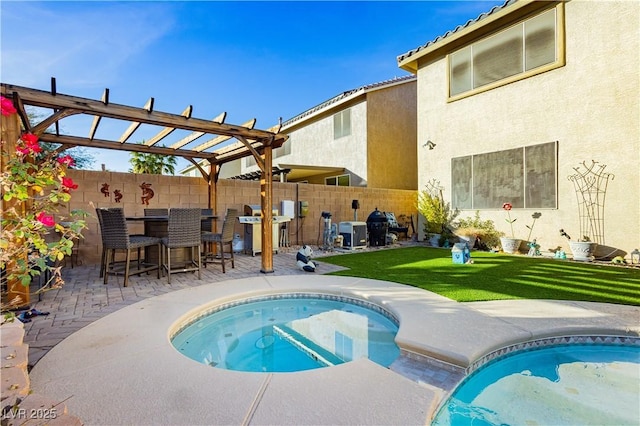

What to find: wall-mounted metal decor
left=140, top=182, right=154, bottom=205
left=100, top=183, right=110, bottom=197
left=114, top=189, right=123, bottom=203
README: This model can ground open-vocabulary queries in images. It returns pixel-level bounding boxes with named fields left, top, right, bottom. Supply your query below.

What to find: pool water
left=432, top=344, right=640, bottom=425
left=171, top=296, right=400, bottom=372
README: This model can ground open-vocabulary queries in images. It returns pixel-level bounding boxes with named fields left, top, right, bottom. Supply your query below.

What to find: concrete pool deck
left=27, top=270, right=640, bottom=425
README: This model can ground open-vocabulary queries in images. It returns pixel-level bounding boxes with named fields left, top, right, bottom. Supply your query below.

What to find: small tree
left=417, top=179, right=459, bottom=238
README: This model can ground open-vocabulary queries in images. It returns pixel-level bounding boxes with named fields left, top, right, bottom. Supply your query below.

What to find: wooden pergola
left=1, top=78, right=289, bottom=273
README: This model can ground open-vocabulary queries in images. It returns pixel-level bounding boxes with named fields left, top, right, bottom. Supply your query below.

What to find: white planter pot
left=569, top=241, right=598, bottom=261
left=457, top=235, right=477, bottom=249
left=500, top=237, right=522, bottom=254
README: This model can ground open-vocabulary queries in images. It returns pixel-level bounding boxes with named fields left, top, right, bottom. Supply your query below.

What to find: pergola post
left=260, top=143, right=274, bottom=273
left=209, top=164, right=219, bottom=232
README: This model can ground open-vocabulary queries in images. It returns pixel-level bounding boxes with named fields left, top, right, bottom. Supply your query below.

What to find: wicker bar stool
left=161, top=208, right=202, bottom=284
left=95, top=207, right=125, bottom=278
left=202, top=208, right=239, bottom=273
left=98, top=208, right=162, bottom=287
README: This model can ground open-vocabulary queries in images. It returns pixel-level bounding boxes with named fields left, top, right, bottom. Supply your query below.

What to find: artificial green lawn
left=319, top=246, right=640, bottom=306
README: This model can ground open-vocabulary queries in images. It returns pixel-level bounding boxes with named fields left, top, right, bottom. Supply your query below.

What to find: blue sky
left=1, top=0, right=504, bottom=173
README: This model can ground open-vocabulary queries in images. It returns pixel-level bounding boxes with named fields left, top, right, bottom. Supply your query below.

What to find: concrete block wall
left=62, top=170, right=208, bottom=265
left=61, top=170, right=417, bottom=265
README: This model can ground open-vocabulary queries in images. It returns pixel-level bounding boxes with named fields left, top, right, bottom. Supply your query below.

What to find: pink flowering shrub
left=1, top=95, right=87, bottom=307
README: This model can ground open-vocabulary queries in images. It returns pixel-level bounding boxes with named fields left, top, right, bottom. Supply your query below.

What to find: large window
left=449, top=8, right=560, bottom=98
left=325, top=174, right=350, bottom=186
left=451, top=141, right=557, bottom=209
left=333, top=109, right=351, bottom=139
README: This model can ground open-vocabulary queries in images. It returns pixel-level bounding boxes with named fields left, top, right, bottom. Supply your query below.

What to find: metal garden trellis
left=567, top=161, right=614, bottom=244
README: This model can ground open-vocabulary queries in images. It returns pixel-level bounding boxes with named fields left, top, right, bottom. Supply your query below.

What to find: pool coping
left=28, top=275, right=640, bottom=425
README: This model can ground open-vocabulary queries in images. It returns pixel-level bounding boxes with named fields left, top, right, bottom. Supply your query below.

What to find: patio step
left=0, top=319, right=84, bottom=425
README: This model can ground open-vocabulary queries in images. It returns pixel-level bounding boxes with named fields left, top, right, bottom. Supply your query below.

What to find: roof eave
left=282, top=76, right=416, bottom=131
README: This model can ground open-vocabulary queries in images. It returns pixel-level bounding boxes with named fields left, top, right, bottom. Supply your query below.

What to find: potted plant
left=454, top=226, right=481, bottom=249
left=560, top=229, right=598, bottom=261
left=499, top=203, right=521, bottom=254
left=417, top=179, right=459, bottom=247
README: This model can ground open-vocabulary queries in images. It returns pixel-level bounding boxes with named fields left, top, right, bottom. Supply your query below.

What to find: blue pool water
left=432, top=343, right=640, bottom=425
left=171, top=295, right=400, bottom=372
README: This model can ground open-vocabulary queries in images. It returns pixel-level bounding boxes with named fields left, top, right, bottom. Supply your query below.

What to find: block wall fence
left=64, top=170, right=418, bottom=265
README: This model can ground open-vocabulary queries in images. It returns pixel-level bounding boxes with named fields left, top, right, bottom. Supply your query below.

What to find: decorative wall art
left=140, top=182, right=154, bottom=205
left=100, top=183, right=110, bottom=197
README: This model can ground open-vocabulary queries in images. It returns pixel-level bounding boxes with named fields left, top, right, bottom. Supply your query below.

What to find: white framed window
left=325, top=174, right=350, bottom=186
left=333, top=109, right=351, bottom=139
left=449, top=7, right=561, bottom=98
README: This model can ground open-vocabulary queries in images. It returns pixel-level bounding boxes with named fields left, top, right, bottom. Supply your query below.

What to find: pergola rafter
left=0, top=78, right=288, bottom=273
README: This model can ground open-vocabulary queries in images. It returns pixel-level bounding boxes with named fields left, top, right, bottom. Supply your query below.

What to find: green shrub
left=455, top=211, right=504, bottom=248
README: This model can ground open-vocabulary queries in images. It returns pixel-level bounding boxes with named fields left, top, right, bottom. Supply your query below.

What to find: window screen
left=472, top=148, right=524, bottom=209
left=452, top=142, right=557, bottom=209
left=450, top=47, right=472, bottom=96
left=525, top=10, right=556, bottom=70
left=449, top=8, right=558, bottom=97
left=473, top=25, right=523, bottom=88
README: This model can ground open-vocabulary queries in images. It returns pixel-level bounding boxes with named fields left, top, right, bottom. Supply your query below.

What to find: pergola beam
left=89, top=88, right=109, bottom=140
left=169, top=112, right=227, bottom=150
left=193, top=118, right=256, bottom=152
left=119, top=97, right=154, bottom=143
left=1, top=84, right=284, bottom=143
left=37, top=133, right=213, bottom=160
left=143, top=105, right=193, bottom=147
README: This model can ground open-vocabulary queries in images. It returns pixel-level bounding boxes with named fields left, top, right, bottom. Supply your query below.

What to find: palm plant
left=129, top=143, right=177, bottom=175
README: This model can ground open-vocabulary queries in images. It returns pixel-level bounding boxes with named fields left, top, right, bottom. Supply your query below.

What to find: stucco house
left=182, top=76, right=417, bottom=190
left=397, top=0, right=639, bottom=256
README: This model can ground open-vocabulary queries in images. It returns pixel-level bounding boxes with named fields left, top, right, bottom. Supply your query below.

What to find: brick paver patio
left=20, top=245, right=350, bottom=367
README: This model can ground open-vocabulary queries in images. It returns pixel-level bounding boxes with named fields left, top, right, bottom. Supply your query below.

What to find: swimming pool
left=171, top=294, right=401, bottom=372
left=432, top=339, right=640, bottom=425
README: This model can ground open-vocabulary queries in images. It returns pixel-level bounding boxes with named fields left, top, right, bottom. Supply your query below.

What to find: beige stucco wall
left=63, top=170, right=416, bottom=265
left=239, top=80, right=417, bottom=190
left=414, top=0, right=639, bottom=255
left=243, top=101, right=369, bottom=186
left=367, top=81, right=418, bottom=190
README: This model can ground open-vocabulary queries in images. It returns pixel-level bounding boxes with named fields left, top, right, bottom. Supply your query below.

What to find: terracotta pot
left=500, top=237, right=522, bottom=254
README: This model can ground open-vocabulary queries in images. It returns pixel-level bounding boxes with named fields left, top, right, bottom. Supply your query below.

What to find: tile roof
left=282, top=75, right=416, bottom=128
left=396, top=0, right=517, bottom=63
